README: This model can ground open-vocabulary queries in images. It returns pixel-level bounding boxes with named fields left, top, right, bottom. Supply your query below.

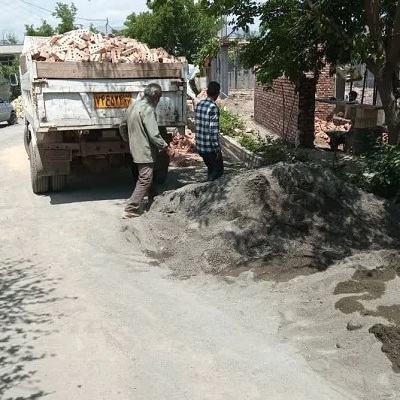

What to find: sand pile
left=129, top=162, right=400, bottom=278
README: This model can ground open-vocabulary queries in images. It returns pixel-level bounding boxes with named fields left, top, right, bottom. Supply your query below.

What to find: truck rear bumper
left=38, top=141, right=130, bottom=161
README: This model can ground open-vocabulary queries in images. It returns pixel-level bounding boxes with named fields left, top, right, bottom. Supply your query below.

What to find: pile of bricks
left=315, top=116, right=350, bottom=140
left=11, top=96, right=24, bottom=119
left=28, top=29, right=180, bottom=64
left=170, top=129, right=196, bottom=154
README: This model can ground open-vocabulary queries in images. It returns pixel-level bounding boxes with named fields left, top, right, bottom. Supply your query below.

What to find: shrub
left=361, top=143, right=400, bottom=198
left=219, top=106, right=245, bottom=137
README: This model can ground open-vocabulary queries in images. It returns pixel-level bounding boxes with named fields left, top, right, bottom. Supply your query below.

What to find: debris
left=347, top=319, right=364, bottom=331
left=11, top=96, right=24, bottom=119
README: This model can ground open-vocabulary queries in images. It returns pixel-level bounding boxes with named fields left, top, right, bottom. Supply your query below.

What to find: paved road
left=0, top=122, right=354, bottom=399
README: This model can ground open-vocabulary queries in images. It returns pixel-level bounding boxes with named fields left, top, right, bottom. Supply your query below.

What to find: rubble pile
left=315, top=116, right=350, bottom=141
left=170, top=130, right=196, bottom=154
left=27, top=30, right=180, bottom=64
left=11, top=96, right=24, bottom=119
left=169, top=130, right=201, bottom=167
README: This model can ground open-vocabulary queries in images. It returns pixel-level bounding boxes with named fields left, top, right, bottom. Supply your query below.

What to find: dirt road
left=0, top=122, right=391, bottom=399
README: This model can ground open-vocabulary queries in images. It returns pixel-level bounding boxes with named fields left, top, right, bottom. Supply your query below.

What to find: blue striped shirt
left=194, top=98, right=220, bottom=153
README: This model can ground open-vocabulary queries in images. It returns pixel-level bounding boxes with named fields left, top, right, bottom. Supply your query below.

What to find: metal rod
left=361, top=68, right=367, bottom=104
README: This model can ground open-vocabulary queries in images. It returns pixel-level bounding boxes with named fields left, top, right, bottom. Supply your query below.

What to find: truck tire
left=24, top=124, right=31, bottom=155
left=29, top=142, right=49, bottom=194
left=7, top=111, right=18, bottom=125
left=51, top=175, right=67, bottom=191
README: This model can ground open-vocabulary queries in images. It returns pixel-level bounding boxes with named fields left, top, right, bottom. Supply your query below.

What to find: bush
left=361, top=143, right=400, bottom=198
left=220, top=107, right=310, bottom=165
left=219, top=106, right=245, bottom=137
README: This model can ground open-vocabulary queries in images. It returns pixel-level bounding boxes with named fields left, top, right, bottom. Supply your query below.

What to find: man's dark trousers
left=199, top=152, right=224, bottom=181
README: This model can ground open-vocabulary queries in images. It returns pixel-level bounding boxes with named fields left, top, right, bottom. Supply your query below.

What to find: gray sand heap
left=128, top=163, right=400, bottom=280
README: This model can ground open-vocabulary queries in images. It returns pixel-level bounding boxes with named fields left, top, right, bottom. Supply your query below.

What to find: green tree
left=1, top=33, right=19, bottom=45
left=88, top=23, right=100, bottom=34
left=25, top=20, right=56, bottom=37
left=120, top=0, right=220, bottom=63
left=0, top=58, right=21, bottom=100
left=201, top=0, right=400, bottom=144
left=53, top=2, right=78, bottom=34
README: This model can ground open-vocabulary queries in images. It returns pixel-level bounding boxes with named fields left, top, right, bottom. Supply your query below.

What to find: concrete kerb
left=220, top=133, right=263, bottom=169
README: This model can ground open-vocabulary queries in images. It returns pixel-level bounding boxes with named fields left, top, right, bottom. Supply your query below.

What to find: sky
left=2, top=0, right=150, bottom=43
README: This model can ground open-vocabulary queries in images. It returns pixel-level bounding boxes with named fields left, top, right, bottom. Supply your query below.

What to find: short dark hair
left=207, top=81, right=220, bottom=98
left=349, top=90, right=358, bottom=99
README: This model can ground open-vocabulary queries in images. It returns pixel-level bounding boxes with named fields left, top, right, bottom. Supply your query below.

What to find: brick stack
left=11, top=96, right=24, bottom=119
left=315, top=116, right=350, bottom=141
left=27, top=29, right=179, bottom=64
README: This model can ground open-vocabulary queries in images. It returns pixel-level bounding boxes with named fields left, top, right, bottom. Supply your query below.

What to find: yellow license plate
left=94, top=93, right=132, bottom=109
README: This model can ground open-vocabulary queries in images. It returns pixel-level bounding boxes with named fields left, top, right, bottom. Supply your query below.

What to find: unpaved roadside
left=0, top=123, right=398, bottom=399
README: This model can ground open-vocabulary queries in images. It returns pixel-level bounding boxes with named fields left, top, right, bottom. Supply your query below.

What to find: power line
left=19, top=0, right=53, bottom=14
left=19, top=0, right=108, bottom=23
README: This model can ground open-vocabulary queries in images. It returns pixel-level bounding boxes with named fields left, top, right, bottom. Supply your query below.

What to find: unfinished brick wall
left=254, top=78, right=299, bottom=144
left=254, top=68, right=335, bottom=146
left=316, top=65, right=335, bottom=119
left=298, top=76, right=317, bottom=147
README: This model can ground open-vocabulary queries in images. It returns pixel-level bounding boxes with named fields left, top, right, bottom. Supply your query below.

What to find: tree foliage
left=0, top=58, right=21, bottom=100
left=25, top=2, right=77, bottom=36
left=53, top=2, right=78, bottom=34
left=120, top=0, right=220, bottom=63
left=201, top=0, right=400, bottom=144
left=1, top=33, right=18, bottom=45
left=25, top=20, right=56, bottom=37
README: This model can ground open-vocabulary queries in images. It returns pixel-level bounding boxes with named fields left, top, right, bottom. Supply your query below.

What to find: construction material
left=26, top=29, right=180, bottom=64
left=11, top=96, right=24, bottom=119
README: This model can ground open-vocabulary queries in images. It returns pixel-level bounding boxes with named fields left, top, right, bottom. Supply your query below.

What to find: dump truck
left=20, top=31, right=187, bottom=193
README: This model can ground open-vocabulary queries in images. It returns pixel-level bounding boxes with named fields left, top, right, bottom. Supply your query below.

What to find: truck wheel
left=29, top=143, right=49, bottom=194
left=51, top=175, right=67, bottom=191
left=24, top=124, right=31, bottom=155
left=7, top=112, right=18, bottom=125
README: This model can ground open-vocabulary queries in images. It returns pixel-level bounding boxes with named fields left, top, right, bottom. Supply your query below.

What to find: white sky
left=2, top=0, right=150, bottom=42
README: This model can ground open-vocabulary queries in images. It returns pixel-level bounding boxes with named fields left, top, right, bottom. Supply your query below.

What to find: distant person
left=119, top=83, right=169, bottom=219
left=345, top=90, right=359, bottom=120
left=194, top=81, right=224, bottom=181
left=348, top=90, right=359, bottom=103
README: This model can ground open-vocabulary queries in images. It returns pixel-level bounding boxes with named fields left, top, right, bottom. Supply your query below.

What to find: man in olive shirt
left=120, top=83, right=169, bottom=218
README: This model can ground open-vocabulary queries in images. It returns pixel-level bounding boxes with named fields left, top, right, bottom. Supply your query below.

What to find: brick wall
left=316, top=65, right=335, bottom=119
left=298, top=76, right=317, bottom=147
left=254, top=77, right=299, bottom=144
left=254, top=67, right=335, bottom=146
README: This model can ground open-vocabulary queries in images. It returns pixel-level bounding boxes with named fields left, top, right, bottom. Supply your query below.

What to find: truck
left=20, top=34, right=188, bottom=194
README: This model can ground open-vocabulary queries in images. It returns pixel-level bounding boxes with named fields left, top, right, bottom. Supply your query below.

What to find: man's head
left=349, top=90, right=358, bottom=102
left=207, top=81, right=220, bottom=101
left=144, top=83, right=163, bottom=106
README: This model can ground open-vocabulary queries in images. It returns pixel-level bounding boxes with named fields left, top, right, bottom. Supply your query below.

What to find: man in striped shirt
left=194, top=81, right=224, bottom=181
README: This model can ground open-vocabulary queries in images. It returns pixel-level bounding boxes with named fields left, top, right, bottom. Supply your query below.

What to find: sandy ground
left=1, top=122, right=400, bottom=399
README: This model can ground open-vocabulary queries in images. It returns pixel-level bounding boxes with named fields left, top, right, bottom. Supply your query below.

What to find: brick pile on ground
left=11, top=96, right=24, bottom=119
left=169, top=130, right=202, bottom=167
left=27, top=29, right=180, bottom=64
left=315, top=116, right=350, bottom=141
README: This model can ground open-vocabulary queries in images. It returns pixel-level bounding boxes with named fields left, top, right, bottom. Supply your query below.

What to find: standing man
left=194, top=81, right=224, bottom=181
left=120, top=83, right=169, bottom=218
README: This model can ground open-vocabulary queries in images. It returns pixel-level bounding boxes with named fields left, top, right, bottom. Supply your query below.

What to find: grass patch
left=220, top=106, right=309, bottom=165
